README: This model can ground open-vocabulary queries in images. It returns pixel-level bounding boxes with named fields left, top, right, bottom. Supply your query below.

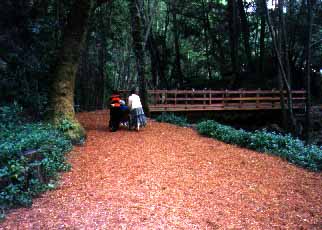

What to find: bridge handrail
left=119, top=89, right=306, bottom=111
left=147, top=89, right=306, bottom=103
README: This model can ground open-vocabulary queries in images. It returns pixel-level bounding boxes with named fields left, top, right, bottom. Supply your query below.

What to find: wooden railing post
left=223, top=90, right=228, bottom=108
left=239, top=89, right=243, bottom=108
left=256, top=88, right=260, bottom=108
left=272, top=89, right=275, bottom=108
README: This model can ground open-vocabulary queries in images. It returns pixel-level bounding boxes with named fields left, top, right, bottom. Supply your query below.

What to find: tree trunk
left=227, top=0, right=239, bottom=88
left=171, top=2, right=184, bottom=88
left=279, top=0, right=291, bottom=85
left=263, top=0, right=297, bottom=133
left=279, top=0, right=297, bottom=132
left=202, top=0, right=212, bottom=80
left=277, top=1, right=288, bottom=129
left=47, top=0, right=94, bottom=143
left=147, top=33, right=165, bottom=88
left=237, top=0, right=253, bottom=71
left=211, top=33, right=226, bottom=75
left=129, top=0, right=150, bottom=116
left=259, top=4, right=266, bottom=74
left=159, top=6, right=170, bottom=89
left=305, top=0, right=313, bottom=143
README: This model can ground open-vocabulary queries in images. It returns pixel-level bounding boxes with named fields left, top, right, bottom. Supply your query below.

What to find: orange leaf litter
left=1, top=110, right=321, bottom=229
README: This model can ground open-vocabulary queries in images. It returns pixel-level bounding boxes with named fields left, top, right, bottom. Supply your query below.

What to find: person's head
left=112, top=89, right=119, bottom=95
left=130, top=88, right=137, bottom=95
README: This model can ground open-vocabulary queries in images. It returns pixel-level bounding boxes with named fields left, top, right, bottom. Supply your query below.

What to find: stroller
left=119, top=100, right=130, bottom=128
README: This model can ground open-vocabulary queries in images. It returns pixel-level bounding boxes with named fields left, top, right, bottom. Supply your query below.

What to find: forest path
left=1, top=110, right=322, bottom=229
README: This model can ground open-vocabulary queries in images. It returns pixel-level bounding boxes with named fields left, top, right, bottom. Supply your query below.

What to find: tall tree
left=170, top=1, right=184, bottom=88
left=201, top=0, right=213, bottom=79
left=47, top=0, right=109, bottom=142
left=305, top=0, right=313, bottom=143
left=129, top=0, right=150, bottom=116
left=263, top=0, right=297, bottom=133
left=227, top=0, right=239, bottom=87
left=258, top=0, right=266, bottom=74
left=237, top=0, right=253, bottom=71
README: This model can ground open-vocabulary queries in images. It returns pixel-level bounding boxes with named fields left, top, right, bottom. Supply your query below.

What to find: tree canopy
left=0, top=0, right=321, bottom=141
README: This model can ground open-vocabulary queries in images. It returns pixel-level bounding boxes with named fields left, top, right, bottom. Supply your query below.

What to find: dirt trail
left=1, top=110, right=322, bottom=229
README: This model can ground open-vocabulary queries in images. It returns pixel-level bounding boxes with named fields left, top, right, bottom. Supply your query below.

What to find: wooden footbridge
left=121, top=89, right=307, bottom=112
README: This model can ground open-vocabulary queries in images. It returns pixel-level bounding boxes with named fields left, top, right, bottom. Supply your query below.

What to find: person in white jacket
left=128, top=89, right=146, bottom=131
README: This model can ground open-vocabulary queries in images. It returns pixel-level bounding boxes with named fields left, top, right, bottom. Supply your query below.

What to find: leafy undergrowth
left=197, top=120, right=322, bottom=171
left=0, top=104, right=72, bottom=219
left=155, top=112, right=189, bottom=127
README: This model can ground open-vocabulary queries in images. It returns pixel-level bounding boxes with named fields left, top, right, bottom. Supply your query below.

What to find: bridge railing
left=146, top=89, right=306, bottom=111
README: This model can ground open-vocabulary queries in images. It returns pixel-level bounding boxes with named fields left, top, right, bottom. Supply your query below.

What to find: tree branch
left=96, top=0, right=111, bottom=8
left=310, top=39, right=322, bottom=48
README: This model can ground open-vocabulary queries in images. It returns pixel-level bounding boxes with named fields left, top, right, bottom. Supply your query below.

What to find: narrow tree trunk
left=171, top=3, right=184, bottom=88
left=259, top=7, right=266, bottom=74
left=98, top=40, right=106, bottom=109
left=228, top=0, right=239, bottom=88
left=211, top=33, right=226, bottom=75
left=202, top=0, right=212, bottom=79
left=305, top=0, right=313, bottom=143
left=277, top=1, right=288, bottom=129
left=129, top=0, right=150, bottom=116
left=263, top=0, right=297, bottom=133
left=147, top=33, right=165, bottom=88
left=47, top=0, right=94, bottom=143
left=278, top=67, right=288, bottom=129
left=237, top=0, right=253, bottom=71
left=279, top=0, right=297, bottom=132
left=279, top=0, right=291, bottom=85
left=160, top=7, right=170, bottom=89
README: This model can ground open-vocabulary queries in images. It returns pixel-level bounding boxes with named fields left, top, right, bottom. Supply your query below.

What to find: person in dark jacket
left=109, top=90, right=122, bottom=132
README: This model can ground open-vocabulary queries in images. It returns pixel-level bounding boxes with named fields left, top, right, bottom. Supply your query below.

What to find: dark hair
left=112, top=89, right=119, bottom=94
left=130, top=89, right=136, bottom=94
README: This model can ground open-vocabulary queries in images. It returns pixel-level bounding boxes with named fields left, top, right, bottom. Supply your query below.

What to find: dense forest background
left=1, top=0, right=321, bottom=112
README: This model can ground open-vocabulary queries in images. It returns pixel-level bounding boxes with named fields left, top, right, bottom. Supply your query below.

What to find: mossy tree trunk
left=47, top=0, right=95, bottom=143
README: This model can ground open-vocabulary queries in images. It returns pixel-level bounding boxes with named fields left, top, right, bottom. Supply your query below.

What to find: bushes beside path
left=156, top=113, right=322, bottom=171
left=0, top=104, right=72, bottom=219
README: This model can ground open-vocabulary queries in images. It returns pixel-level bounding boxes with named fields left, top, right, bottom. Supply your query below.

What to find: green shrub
left=197, top=120, right=322, bottom=171
left=155, top=113, right=189, bottom=127
left=0, top=105, right=72, bottom=216
left=57, top=118, right=78, bottom=133
left=0, top=102, right=23, bottom=129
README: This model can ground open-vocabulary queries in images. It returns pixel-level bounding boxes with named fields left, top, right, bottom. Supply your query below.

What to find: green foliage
left=0, top=106, right=72, bottom=214
left=0, top=103, right=23, bottom=129
left=57, top=118, right=78, bottom=132
left=197, top=120, right=322, bottom=171
left=54, top=118, right=86, bottom=145
left=155, top=113, right=189, bottom=127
